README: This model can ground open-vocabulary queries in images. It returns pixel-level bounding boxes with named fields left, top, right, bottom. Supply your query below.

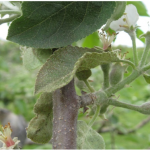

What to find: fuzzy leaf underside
left=21, top=47, right=52, bottom=70
left=27, top=92, right=53, bottom=144
left=7, top=2, right=116, bottom=48
left=35, top=46, right=122, bottom=94
left=21, top=47, right=42, bottom=70
left=77, top=120, right=105, bottom=149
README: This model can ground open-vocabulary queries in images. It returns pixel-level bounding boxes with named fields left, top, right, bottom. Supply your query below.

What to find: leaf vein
left=9, top=2, right=75, bottom=38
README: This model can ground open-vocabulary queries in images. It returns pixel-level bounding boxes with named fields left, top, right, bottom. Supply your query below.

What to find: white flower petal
left=110, top=4, right=139, bottom=32
left=125, top=4, right=139, bottom=27
left=110, top=16, right=127, bottom=31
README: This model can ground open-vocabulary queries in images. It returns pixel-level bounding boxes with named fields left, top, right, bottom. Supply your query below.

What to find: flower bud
left=100, top=104, right=109, bottom=114
left=110, top=62, right=127, bottom=86
left=140, top=101, right=150, bottom=114
left=76, top=69, right=92, bottom=81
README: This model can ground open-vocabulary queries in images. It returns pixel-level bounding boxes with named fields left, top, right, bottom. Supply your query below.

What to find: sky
left=1, top=1, right=150, bottom=47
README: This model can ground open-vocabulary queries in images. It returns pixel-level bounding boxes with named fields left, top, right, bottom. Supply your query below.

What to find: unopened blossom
left=0, top=123, right=20, bottom=149
left=110, top=4, right=139, bottom=32
left=99, top=31, right=116, bottom=50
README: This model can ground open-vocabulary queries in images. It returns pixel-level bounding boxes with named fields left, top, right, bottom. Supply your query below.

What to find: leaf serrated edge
left=35, top=48, right=124, bottom=94
left=7, top=2, right=116, bottom=49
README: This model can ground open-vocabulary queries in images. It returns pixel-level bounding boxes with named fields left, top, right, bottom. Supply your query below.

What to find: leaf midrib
left=9, top=2, right=76, bottom=38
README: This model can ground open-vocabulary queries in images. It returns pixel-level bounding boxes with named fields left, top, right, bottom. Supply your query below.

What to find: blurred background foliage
left=0, top=1, right=150, bottom=149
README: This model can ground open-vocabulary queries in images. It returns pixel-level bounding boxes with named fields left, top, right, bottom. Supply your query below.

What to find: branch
left=79, top=68, right=145, bottom=108
left=127, top=116, right=150, bottom=133
left=99, top=116, right=150, bottom=135
left=79, top=92, right=150, bottom=115
left=105, top=70, right=141, bottom=97
left=108, top=98, right=141, bottom=112
left=109, top=98, right=150, bottom=115
left=78, top=93, right=94, bottom=108
left=53, top=79, right=79, bottom=149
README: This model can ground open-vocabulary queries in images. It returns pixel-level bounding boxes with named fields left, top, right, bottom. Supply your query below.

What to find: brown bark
left=52, top=79, right=79, bottom=149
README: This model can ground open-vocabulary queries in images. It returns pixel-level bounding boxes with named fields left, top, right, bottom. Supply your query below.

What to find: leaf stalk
left=140, top=37, right=150, bottom=67
left=0, top=14, right=20, bottom=25
left=88, top=105, right=101, bottom=126
left=128, top=31, right=138, bottom=67
left=0, top=10, right=21, bottom=15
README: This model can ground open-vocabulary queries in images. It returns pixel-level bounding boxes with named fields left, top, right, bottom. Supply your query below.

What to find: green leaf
left=35, top=46, right=124, bottom=94
left=33, top=48, right=53, bottom=63
left=21, top=47, right=52, bottom=70
left=136, top=28, right=145, bottom=43
left=7, top=2, right=116, bottom=48
left=143, top=73, right=150, bottom=84
left=127, top=1, right=149, bottom=17
left=77, top=120, right=105, bottom=149
left=82, top=31, right=102, bottom=48
left=27, top=92, right=53, bottom=144
left=34, top=92, right=53, bottom=114
left=21, top=47, right=42, bottom=70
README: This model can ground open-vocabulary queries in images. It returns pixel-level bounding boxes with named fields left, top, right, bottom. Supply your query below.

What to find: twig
left=99, top=116, right=150, bottom=135
left=127, top=116, right=150, bottom=134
